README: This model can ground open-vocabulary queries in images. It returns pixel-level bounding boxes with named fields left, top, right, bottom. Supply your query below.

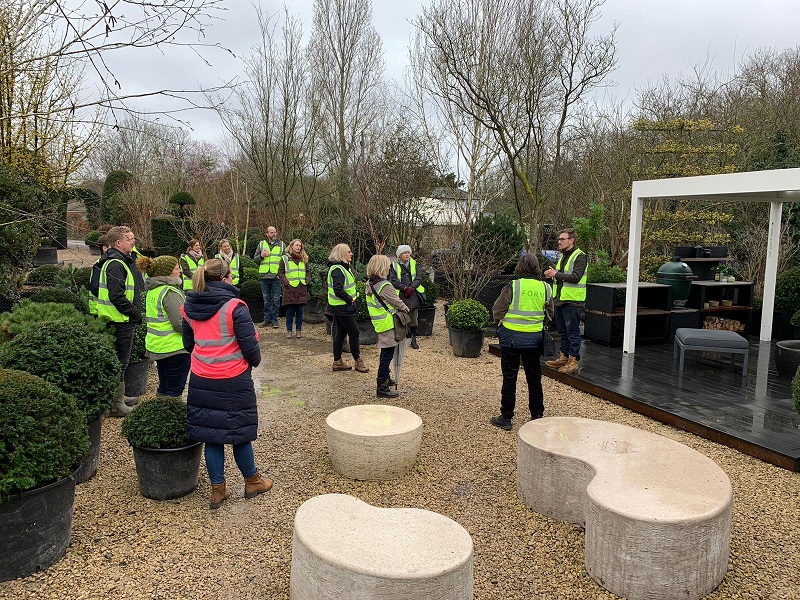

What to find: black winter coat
left=93, top=248, right=145, bottom=322
left=325, top=260, right=358, bottom=317
left=182, top=281, right=261, bottom=445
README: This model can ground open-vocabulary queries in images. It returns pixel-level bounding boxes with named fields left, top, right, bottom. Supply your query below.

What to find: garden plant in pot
left=0, top=321, right=120, bottom=484
left=240, top=279, right=265, bottom=324
left=124, top=316, right=150, bottom=401
left=416, top=274, right=439, bottom=337
left=0, top=368, right=89, bottom=581
left=355, top=281, right=377, bottom=345
left=447, top=299, right=490, bottom=358
left=775, top=310, right=800, bottom=378
left=773, top=266, right=800, bottom=340
left=121, top=396, right=203, bottom=500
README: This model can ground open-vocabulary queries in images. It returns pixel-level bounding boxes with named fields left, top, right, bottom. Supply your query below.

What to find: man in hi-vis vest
left=253, top=226, right=285, bottom=328
left=543, top=228, right=587, bottom=374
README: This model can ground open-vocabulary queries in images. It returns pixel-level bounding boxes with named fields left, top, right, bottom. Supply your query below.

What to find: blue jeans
left=285, top=304, right=303, bottom=332
left=155, top=353, right=191, bottom=396
left=377, top=346, right=395, bottom=381
left=555, top=304, right=582, bottom=360
left=260, top=278, right=282, bottom=323
left=204, top=442, right=257, bottom=485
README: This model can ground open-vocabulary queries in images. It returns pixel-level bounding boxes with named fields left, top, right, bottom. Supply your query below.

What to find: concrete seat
left=674, top=327, right=749, bottom=374
left=290, top=494, right=473, bottom=600
left=326, top=404, right=422, bottom=480
left=518, top=417, right=732, bottom=600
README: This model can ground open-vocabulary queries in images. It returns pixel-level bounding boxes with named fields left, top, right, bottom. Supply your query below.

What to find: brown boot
left=558, top=356, right=580, bottom=374
left=209, top=483, right=231, bottom=510
left=332, top=359, right=352, bottom=371
left=244, top=472, right=273, bottom=498
left=546, top=352, right=569, bottom=368
left=354, top=357, right=369, bottom=373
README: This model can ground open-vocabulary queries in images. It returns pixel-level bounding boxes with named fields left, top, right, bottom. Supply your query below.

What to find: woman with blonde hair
left=278, top=238, right=311, bottom=338
left=326, top=243, right=368, bottom=373
left=179, top=239, right=205, bottom=291
left=366, top=254, right=410, bottom=397
left=181, top=258, right=273, bottom=509
left=214, top=238, right=241, bottom=287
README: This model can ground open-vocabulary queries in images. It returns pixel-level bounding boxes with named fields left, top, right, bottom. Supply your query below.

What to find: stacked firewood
left=702, top=317, right=745, bottom=331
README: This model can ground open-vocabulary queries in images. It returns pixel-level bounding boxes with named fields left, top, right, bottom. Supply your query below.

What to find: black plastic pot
left=124, top=359, right=150, bottom=397
left=449, top=327, right=485, bottom=358
left=245, top=297, right=264, bottom=324
left=89, top=245, right=102, bottom=256
left=131, top=442, right=203, bottom=500
left=775, top=340, right=800, bottom=378
left=32, top=246, right=58, bottom=266
left=0, top=475, right=76, bottom=581
left=416, top=307, right=436, bottom=336
left=356, top=320, right=377, bottom=345
left=303, top=298, right=326, bottom=324
left=74, top=416, right=103, bottom=484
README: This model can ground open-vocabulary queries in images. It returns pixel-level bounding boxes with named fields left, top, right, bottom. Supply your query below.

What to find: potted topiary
left=121, top=396, right=203, bottom=500
left=85, top=230, right=103, bottom=255
left=0, top=321, right=120, bottom=484
left=0, top=368, right=89, bottom=581
left=304, top=261, right=328, bottom=324
left=355, top=281, right=377, bottom=345
left=240, top=279, right=264, bottom=323
left=125, top=318, right=150, bottom=399
left=416, top=274, right=439, bottom=336
left=774, top=266, right=800, bottom=340
left=446, top=299, right=489, bottom=358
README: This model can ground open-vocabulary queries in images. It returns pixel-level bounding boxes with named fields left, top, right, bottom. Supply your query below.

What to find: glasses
left=125, top=236, right=136, bottom=242
left=557, top=237, right=570, bottom=242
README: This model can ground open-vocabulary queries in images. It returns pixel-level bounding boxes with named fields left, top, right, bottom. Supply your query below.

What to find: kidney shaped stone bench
left=326, top=404, right=422, bottom=480
left=517, top=417, right=732, bottom=600
left=290, top=494, right=474, bottom=600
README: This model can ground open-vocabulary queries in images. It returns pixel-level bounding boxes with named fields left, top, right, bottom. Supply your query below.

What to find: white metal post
left=760, top=201, right=782, bottom=341
left=623, top=189, right=645, bottom=353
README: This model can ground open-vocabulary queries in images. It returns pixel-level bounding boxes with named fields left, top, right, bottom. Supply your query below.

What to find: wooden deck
left=492, top=339, right=800, bottom=471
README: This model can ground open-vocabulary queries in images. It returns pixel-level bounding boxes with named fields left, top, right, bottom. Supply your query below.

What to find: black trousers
left=332, top=315, right=360, bottom=361
left=500, top=346, right=544, bottom=419
left=112, top=322, right=136, bottom=381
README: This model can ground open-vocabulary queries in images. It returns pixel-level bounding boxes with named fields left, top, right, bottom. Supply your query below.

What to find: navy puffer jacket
left=182, top=281, right=261, bottom=445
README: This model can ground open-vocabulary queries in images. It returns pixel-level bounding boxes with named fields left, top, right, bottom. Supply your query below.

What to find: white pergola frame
left=624, top=168, right=800, bottom=353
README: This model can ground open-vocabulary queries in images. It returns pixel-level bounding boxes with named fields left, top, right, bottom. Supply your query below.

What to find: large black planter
left=417, top=307, right=436, bottom=336
left=775, top=340, right=800, bottom=378
left=773, top=310, right=793, bottom=341
left=32, top=246, right=58, bottom=266
left=449, top=327, right=485, bottom=358
left=356, top=320, right=377, bottom=345
left=304, top=298, right=326, bottom=324
left=131, top=442, right=203, bottom=500
left=124, top=359, right=150, bottom=397
left=245, top=297, right=264, bottom=324
left=74, top=416, right=103, bottom=484
left=89, top=245, right=102, bottom=256
left=0, top=475, right=76, bottom=581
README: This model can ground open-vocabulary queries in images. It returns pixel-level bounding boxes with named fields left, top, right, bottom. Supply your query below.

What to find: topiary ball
left=0, top=368, right=89, bottom=502
left=447, top=299, right=490, bottom=332
left=0, top=322, right=120, bottom=421
left=775, top=266, right=800, bottom=315
left=240, top=279, right=262, bottom=300
left=121, top=396, right=191, bottom=449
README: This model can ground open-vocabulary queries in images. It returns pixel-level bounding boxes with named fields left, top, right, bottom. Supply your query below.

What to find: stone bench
left=291, top=494, right=473, bottom=600
left=674, top=327, right=749, bottom=374
left=518, top=417, right=732, bottom=600
left=326, top=404, right=422, bottom=480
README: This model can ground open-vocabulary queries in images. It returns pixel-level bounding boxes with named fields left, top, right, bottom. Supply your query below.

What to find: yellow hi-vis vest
left=394, top=258, right=425, bottom=293
left=181, top=254, right=204, bottom=291
left=327, top=264, right=356, bottom=306
left=282, top=256, right=306, bottom=287
left=501, top=279, right=548, bottom=332
left=257, top=240, right=285, bottom=275
left=145, top=284, right=186, bottom=354
left=215, top=253, right=240, bottom=286
left=97, top=259, right=134, bottom=322
left=367, top=280, right=396, bottom=333
left=554, top=248, right=587, bottom=302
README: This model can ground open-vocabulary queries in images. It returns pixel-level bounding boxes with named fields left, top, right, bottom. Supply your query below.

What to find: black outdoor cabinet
left=686, top=281, right=754, bottom=333
left=584, top=283, right=673, bottom=347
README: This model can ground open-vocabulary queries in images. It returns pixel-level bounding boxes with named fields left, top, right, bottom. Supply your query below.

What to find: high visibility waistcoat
left=258, top=241, right=284, bottom=275
left=88, top=257, right=101, bottom=316
left=180, top=298, right=250, bottom=379
left=554, top=248, right=587, bottom=302
left=181, top=254, right=205, bottom=291
left=282, top=256, right=306, bottom=287
left=501, top=279, right=548, bottom=332
left=97, top=259, right=134, bottom=322
left=215, top=253, right=240, bottom=286
left=395, top=258, right=425, bottom=293
left=327, top=265, right=356, bottom=306
left=367, top=280, right=396, bottom=334
left=146, top=284, right=186, bottom=354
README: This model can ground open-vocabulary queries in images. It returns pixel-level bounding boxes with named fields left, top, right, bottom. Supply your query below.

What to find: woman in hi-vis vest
left=278, top=238, right=311, bottom=338
left=181, top=258, right=273, bottom=510
left=489, top=254, right=553, bottom=431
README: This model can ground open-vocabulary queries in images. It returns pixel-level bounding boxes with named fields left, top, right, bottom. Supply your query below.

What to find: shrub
left=0, top=368, right=89, bottom=502
left=101, top=170, right=133, bottom=225
left=151, top=217, right=187, bottom=256
left=29, top=287, right=87, bottom=313
left=638, top=254, right=671, bottom=283
left=775, top=266, right=800, bottom=314
left=472, top=213, right=525, bottom=270
left=121, top=396, right=191, bottom=449
left=56, top=264, right=92, bottom=291
left=793, top=367, right=800, bottom=416
left=355, top=281, right=370, bottom=321
left=239, top=227, right=265, bottom=257
left=25, top=264, right=62, bottom=286
left=240, top=256, right=257, bottom=270
left=240, top=279, right=263, bottom=300
left=168, top=191, right=196, bottom=217
left=0, top=300, right=109, bottom=343
left=419, top=274, right=439, bottom=310
left=446, top=299, right=489, bottom=332
left=308, top=262, right=327, bottom=300
left=85, top=230, right=102, bottom=247
left=129, top=294, right=148, bottom=362
left=306, top=243, right=329, bottom=265
left=240, top=267, right=259, bottom=284
left=587, top=250, right=627, bottom=284
left=0, top=322, right=120, bottom=421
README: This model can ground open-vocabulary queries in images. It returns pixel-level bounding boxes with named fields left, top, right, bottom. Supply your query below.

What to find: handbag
left=375, top=288, right=410, bottom=342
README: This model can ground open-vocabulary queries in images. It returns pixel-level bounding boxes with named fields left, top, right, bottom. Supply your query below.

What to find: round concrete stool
left=326, top=404, right=422, bottom=480
left=291, top=494, right=474, bottom=600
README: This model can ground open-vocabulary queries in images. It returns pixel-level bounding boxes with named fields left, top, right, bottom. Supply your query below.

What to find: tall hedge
left=151, top=217, right=187, bottom=256
left=101, top=170, right=133, bottom=225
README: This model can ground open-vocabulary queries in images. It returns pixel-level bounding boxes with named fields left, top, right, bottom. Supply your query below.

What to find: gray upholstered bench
left=674, top=328, right=749, bottom=374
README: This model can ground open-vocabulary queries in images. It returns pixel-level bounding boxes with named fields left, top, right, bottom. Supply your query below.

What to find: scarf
left=189, top=249, right=203, bottom=261
left=219, top=250, right=233, bottom=262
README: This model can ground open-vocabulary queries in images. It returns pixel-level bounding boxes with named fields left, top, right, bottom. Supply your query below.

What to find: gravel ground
left=4, top=247, right=799, bottom=599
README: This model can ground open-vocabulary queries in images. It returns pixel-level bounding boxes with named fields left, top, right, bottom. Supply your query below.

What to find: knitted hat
left=148, top=255, right=179, bottom=278
left=396, top=244, right=413, bottom=258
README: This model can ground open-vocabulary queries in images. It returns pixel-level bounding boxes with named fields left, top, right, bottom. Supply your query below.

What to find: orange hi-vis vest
left=180, top=298, right=254, bottom=379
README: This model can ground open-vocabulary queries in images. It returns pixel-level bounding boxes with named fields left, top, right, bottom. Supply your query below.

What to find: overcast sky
left=102, top=0, right=800, bottom=145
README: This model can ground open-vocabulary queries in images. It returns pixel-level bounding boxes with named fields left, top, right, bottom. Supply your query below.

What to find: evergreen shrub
left=121, top=396, right=191, bottom=449
left=447, top=299, right=489, bottom=332
left=775, top=266, right=800, bottom=315
left=0, top=300, right=108, bottom=343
